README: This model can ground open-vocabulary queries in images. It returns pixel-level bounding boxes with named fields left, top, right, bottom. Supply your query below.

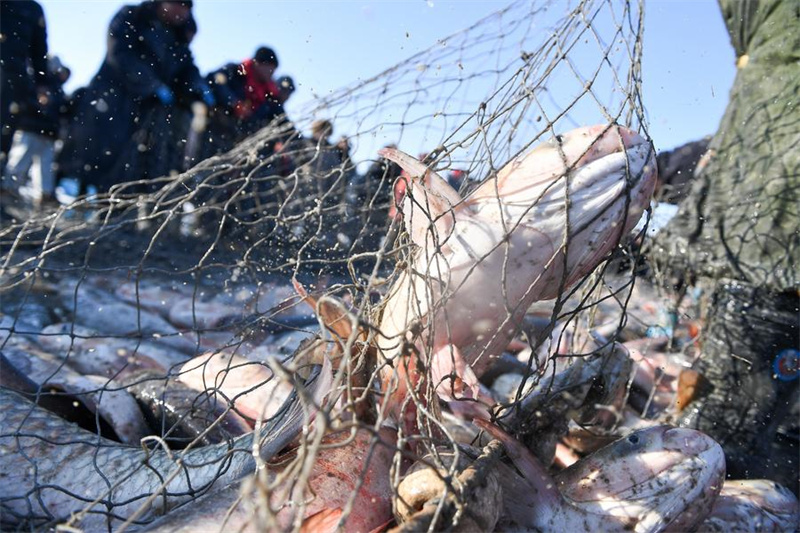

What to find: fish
left=177, top=350, right=294, bottom=422
left=0, top=351, right=138, bottom=442
left=697, top=479, right=799, bottom=532
left=376, top=125, right=657, bottom=424
left=497, top=342, right=632, bottom=421
left=141, top=426, right=397, bottom=533
left=60, top=282, right=181, bottom=336
left=0, top=359, right=331, bottom=530
left=491, top=343, right=633, bottom=466
left=167, top=298, right=243, bottom=330
left=120, top=369, right=252, bottom=447
left=2, top=342, right=151, bottom=445
left=555, top=425, right=725, bottom=531
left=56, top=280, right=201, bottom=354
left=165, top=283, right=317, bottom=333
left=36, top=323, right=190, bottom=376
left=115, top=280, right=195, bottom=319
left=477, top=420, right=725, bottom=532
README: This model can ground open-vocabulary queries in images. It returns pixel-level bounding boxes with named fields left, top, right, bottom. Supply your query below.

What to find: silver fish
left=0, top=360, right=330, bottom=531
left=167, top=297, right=243, bottom=330
left=492, top=343, right=633, bottom=466
left=115, top=280, right=195, bottom=319
left=120, top=369, right=252, bottom=447
left=36, top=323, right=189, bottom=376
left=56, top=281, right=198, bottom=354
left=2, top=342, right=150, bottom=445
left=478, top=421, right=725, bottom=532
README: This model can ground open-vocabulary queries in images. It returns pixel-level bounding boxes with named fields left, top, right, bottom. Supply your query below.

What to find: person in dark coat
left=0, top=0, right=49, bottom=161
left=3, top=55, right=71, bottom=208
left=58, top=0, right=213, bottom=193
left=212, top=46, right=284, bottom=135
left=185, top=46, right=290, bottom=166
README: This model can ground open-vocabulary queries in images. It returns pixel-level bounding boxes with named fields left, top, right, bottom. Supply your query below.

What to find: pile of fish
left=1, top=124, right=797, bottom=532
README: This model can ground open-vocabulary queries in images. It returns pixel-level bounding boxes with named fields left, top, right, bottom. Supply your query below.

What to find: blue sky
left=39, top=0, right=735, bottom=154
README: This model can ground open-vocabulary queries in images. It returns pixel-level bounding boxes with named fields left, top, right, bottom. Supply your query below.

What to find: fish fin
left=300, top=508, right=342, bottom=533
left=379, top=148, right=461, bottom=248
left=257, top=354, right=334, bottom=462
left=310, top=351, right=335, bottom=408
left=292, top=277, right=315, bottom=309
left=293, top=278, right=362, bottom=357
left=317, top=296, right=357, bottom=345
left=378, top=148, right=462, bottom=205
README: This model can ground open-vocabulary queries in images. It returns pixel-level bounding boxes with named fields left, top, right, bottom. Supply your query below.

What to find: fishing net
left=0, top=0, right=675, bottom=530
left=646, top=0, right=799, bottom=493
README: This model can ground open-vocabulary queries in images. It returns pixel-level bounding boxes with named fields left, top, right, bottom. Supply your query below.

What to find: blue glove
left=201, top=88, right=216, bottom=107
left=155, top=85, right=174, bottom=106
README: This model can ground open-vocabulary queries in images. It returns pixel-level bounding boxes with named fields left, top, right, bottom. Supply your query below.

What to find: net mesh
left=0, top=0, right=667, bottom=530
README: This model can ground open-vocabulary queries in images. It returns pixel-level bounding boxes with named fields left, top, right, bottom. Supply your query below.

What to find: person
left=186, top=47, right=291, bottom=166
left=3, top=56, right=71, bottom=208
left=57, top=0, right=213, bottom=193
left=308, top=119, right=342, bottom=177
left=447, top=169, right=466, bottom=191
left=276, top=75, right=296, bottom=107
left=0, top=0, right=49, bottom=163
left=209, top=47, right=287, bottom=137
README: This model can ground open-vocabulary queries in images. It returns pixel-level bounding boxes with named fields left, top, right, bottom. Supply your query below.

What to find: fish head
left=559, top=124, right=657, bottom=237
left=558, top=425, right=725, bottom=532
left=469, top=124, right=657, bottom=298
left=717, top=479, right=799, bottom=516
left=376, top=126, right=657, bottom=428
left=492, top=124, right=655, bottom=191
left=703, top=479, right=800, bottom=531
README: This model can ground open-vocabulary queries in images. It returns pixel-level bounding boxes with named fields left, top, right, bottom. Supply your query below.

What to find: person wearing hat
left=57, top=0, right=213, bottom=193
left=186, top=46, right=294, bottom=166
left=207, top=46, right=293, bottom=137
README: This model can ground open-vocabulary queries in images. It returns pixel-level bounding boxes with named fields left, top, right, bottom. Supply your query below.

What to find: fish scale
left=0, top=367, right=318, bottom=530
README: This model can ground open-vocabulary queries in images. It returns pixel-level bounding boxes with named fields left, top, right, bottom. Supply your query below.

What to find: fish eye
left=555, top=134, right=564, bottom=143
left=627, top=434, right=639, bottom=444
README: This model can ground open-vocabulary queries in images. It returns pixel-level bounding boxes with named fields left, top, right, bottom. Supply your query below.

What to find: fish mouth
left=650, top=427, right=726, bottom=489
left=567, top=139, right=656, bottom=237
left=571, top=126, right=656, bottom=190
left=580, top=138, right=655, bottom=187
left=661, top=427, right=717, bottom=456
